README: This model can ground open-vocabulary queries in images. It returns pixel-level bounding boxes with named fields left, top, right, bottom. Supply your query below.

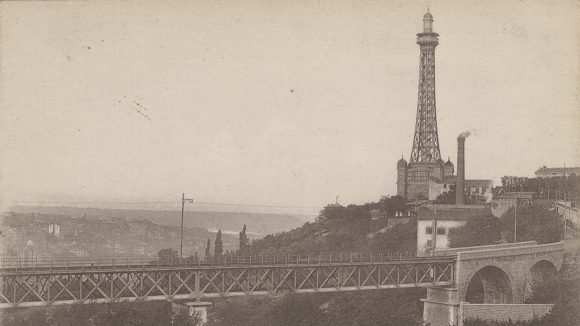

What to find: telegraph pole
left=180, top=193, right=194, bottom=259
left=513, top=198, right=518, bottom=246
left=432, top=202, right=437, bottom=256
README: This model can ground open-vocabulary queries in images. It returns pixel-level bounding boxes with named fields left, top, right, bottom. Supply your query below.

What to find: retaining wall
left=460, top=303, right=554, bottom=326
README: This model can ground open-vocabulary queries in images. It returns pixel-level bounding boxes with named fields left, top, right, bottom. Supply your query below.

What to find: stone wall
left=556, top=202, right=580, bottom=225
left=460, top=303, right=553, bottom=325
left=422, top=287, right=460, bottom=326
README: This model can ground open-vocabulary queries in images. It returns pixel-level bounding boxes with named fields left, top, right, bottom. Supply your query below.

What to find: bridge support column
left=422, top=287, right=460, bottom=326
left=172, top=301, right=212, bottom=326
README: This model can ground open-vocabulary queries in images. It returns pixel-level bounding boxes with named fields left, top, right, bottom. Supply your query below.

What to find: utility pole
left=513, top=198, right=518, bottom=246
left=432, top=202, right=437, bottom=256
left=180, top=193, right=194, bottom=259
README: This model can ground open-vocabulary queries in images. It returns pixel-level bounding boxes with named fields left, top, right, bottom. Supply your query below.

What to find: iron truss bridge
left=0, top=252, right=455, bottom=308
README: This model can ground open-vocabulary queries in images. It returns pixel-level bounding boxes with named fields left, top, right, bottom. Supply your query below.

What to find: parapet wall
left=457, top=242, right=564, bottom=261
left=460, top=303, right=553, bottom=325
left=433, top=241, right=536, bottom=256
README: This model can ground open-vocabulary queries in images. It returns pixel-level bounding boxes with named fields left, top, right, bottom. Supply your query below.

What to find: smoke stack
left=456, top=135, right=466, bottom=205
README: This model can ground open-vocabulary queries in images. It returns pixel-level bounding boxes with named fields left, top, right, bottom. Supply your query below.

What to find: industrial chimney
left=456, top=133, right=469, bottom=205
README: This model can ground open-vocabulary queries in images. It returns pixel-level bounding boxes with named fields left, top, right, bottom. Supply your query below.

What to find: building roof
left=430, top=176, right=492, bottom=187
left=397, top=157, right=408, bottom=168
left=535, top=167, right=580, bottom=175
left=406, top=199, right=432, bottom=207
left=417, top=206, right=489, bottom=221
left=465, top=179, right=493, bottom=187
left=429, top=176, right=442, bottom=183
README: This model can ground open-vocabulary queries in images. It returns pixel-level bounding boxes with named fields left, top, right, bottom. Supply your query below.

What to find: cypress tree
left=205, top=239, right=211, bottom=258
left=239, top=224, right=249, bottom=254
left=214, top=229, right=223, bottom=256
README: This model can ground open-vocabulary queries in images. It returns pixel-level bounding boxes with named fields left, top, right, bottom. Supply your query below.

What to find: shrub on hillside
left=500, top=205, right=562, bottom=244
left=448, top=214, right=502, bottom=248
left=368, top=218, right=417, bottom=252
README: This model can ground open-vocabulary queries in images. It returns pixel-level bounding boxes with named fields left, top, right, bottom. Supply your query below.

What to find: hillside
left=209, top=200, right=425, bottom=326
left=1, top=211, right=238, bottom=257
left=8, top=206, right=308, bottom=236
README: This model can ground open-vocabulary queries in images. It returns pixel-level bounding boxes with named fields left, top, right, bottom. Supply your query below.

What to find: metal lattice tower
left=410, top=11, right=441, bottom=163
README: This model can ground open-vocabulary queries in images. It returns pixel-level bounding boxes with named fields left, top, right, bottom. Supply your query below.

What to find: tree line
left=500, top=175, right=578, bottom=201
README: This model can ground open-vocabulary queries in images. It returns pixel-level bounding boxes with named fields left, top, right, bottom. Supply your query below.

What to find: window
left=426, top=240, right=433, bottom=248
left=437, top=227, right=446, bottom=235
left=426, top=227, right=433, bottom=234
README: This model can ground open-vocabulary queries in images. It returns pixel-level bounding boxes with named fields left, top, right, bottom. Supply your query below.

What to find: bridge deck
left=0, top=253, right=455, bottom=308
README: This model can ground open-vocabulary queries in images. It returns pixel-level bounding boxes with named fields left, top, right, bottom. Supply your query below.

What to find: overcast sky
left=1, top=0, right=579, bottom=213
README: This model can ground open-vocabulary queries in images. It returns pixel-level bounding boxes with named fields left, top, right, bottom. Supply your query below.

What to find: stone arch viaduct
left=423, top=241, right=564, bottom=326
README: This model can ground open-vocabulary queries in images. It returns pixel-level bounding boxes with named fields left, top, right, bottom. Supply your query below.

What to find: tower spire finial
left=427, top=5, right=430, bottom=13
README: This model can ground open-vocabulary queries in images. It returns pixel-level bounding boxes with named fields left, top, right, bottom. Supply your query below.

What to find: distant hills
left=9, top=206, right=311, bottom=236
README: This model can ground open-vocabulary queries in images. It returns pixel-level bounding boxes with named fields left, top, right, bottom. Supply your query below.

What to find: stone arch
left=465, top=266, right=513, bottom=304
left=524, top=260, right=559, bottom=302
left=529, top=260, right=558, bottom=283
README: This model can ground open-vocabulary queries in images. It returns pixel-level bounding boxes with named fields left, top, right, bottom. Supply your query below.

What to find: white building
left=416, top=204, right=490, bottom=255
left=48, top=223, right=60, bottom=238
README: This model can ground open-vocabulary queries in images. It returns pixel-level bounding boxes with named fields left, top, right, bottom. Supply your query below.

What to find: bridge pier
left=172, top=301, right=212, bottom=326
left=422, top=286, right=460, bottom=326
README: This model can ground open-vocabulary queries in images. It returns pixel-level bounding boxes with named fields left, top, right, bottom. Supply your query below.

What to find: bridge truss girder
left=0, top=261, right=454, bottom=308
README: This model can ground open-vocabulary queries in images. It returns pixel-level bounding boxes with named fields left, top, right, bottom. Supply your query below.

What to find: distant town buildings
left=48, top=223, right=60, bottom=238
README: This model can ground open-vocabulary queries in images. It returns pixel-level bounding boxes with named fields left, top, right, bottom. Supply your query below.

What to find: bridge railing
left=0, top=251, right=456, bottom=272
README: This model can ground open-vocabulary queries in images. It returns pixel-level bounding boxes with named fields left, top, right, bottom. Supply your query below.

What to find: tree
left=214, top=229, right=223, bottom=256
left=239, top=224, right=249, bottom=254
left=501, top=205, right=562, bottom=244
left=369, top=218, right=417, bottom=252
left=0, top=301, right=175, bottom=326
left=174, top=310, right=203, bottom=326
left=499, top=175, right=579, bottom=201
left=448, top=214, right=502, bottom=248
left=157, top=248, right=178, bottom=265
left=434, top=191, right=455, bottom=204
left=267, top=294, right=328, bottom=326
left=205, top=239, right=211, bottom=258
left=326, top=289, right=425, bottom=326
left=317, top=204, right=370, bottom=221
left=190, top=251, right=199, bottom=264
left=379, top=195, right=408, bottom=216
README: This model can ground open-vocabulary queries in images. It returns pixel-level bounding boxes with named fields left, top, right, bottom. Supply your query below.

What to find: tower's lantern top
left=423, top=11, right=433, bottom=33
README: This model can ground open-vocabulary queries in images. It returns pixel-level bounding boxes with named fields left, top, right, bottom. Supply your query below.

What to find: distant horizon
left=5, top=203, right=319, bottom=220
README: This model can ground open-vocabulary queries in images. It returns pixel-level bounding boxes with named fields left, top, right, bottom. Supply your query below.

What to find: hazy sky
left=1, top=0, right=579, bottom=212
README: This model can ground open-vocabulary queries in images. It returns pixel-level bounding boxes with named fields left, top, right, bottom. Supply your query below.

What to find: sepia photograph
left=0, top=1, right=579, bottom=325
